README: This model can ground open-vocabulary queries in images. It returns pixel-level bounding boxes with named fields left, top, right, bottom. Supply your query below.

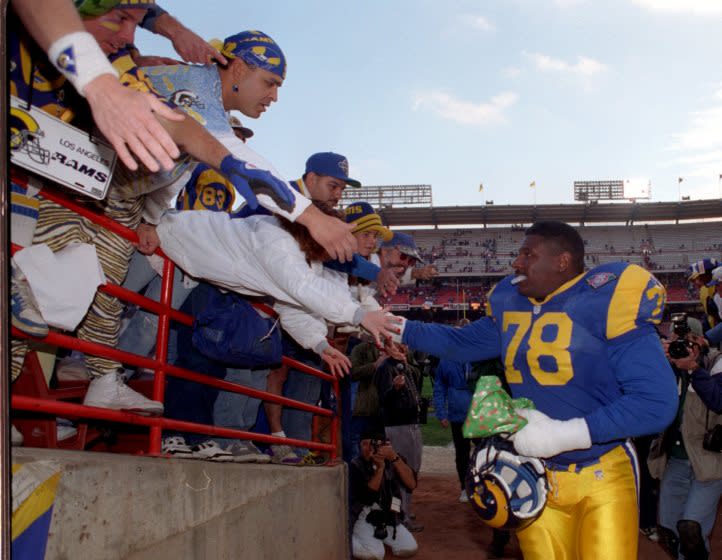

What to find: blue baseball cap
left=220, top=30, right=287, bottom=80
left=305, top=152, right=361, bottom=188
left=380, top=232, right=424, bottom=263
left=688, top=258, right=719, bottom=280
left=344, top=201, right=392, bottom=241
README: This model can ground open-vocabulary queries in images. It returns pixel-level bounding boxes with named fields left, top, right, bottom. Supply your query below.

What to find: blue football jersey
left=488, top=261, right=666, bottom=465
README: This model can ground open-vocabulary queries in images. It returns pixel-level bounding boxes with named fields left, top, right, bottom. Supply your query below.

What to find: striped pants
left=11, top=195, right=143, bottom=380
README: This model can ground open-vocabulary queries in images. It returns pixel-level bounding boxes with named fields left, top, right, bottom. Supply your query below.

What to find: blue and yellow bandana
left=216, top=30, right=286, bottom=80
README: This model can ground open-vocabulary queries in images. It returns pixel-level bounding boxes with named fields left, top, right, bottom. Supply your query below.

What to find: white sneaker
left=458, top=489, right=469, bottom=503
left=190, top=440, right=234, bottom=462
left=162, top=436, right=195, bottom=458
left=83, top=372, right=163, bottom=416
left=10, top=259, right=48, bottom=338
left=11, top=425, right=23, bottom=446
left=269, top=444, right=302, bottom=465
left=225, top=441, right=271, bottom=464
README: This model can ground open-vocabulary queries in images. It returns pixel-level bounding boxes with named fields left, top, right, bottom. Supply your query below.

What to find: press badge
left=390, top=497, right=401, bottom=513
left=10, top=95, right=117, bottom=200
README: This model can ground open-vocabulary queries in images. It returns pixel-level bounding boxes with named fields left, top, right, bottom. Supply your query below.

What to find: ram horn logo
left=170, top=89, right=205, bottom=110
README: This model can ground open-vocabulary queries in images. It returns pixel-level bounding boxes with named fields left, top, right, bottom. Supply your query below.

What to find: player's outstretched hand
left=84, top=75, right=183, bottom=172
left=511, top=408, right=591, bottom=458
left=361, top=309, right=403, bottom=347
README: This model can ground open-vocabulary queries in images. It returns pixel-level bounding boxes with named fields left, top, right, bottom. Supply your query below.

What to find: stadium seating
left=393, top=222, right=720, bottom=305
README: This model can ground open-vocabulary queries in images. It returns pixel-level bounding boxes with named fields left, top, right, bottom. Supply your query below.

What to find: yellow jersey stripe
left=607, top=264, right=649, bottom=339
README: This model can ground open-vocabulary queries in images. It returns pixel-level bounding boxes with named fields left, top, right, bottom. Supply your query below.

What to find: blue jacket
left=433, top=360, right=474, bottom=424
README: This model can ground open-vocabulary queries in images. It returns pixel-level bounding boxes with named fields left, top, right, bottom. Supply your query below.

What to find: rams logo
left=56, top=47, right=77, bottom=76
left=167, top=89, right=206, bottom=125
left=470, top=476, right=510, bottom=528
left=9, top=107, right=51, bottom=165
left=170, top=89, right=205, bottom=110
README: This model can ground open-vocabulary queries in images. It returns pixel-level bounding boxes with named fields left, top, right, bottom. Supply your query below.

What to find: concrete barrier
left=12, top=448, right=349, bottom=559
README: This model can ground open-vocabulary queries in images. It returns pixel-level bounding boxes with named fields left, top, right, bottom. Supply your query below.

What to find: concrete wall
left=12, top=448, right=348, bottom=560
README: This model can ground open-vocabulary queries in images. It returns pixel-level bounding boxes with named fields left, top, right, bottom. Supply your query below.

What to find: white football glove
left=511, top=408, right=592, bottom=458
left=386, top=315, right=407, bottom=344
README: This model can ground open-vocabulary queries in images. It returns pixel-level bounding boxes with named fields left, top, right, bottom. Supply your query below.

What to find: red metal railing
left=10, top=179, right=340, bottom=460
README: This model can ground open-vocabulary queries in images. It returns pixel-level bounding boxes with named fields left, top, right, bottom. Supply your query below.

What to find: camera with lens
left=371, top=439, right=386, bottom=454
left=703, top=425, right=722, bottom=453
left=671, top=313, right=691, bottom=337
left=366, top=509, right=393, bottom=540
left=668, top=313, right=695, bottom=359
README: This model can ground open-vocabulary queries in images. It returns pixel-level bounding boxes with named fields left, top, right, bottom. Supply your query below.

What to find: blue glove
left=219, top=155, right=295, bottom=213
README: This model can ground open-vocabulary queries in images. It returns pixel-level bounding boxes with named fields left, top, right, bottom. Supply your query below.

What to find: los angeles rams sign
left=10, top=95, right=116, bottom=200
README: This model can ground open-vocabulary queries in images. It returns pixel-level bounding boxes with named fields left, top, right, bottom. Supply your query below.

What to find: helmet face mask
left=466, top=439, right=548, bottom=531
left=9, top=107, right=51, bottom=165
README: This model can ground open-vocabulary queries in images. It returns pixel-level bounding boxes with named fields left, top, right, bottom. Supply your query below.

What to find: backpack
left=192, top=289, right=282, bottom=369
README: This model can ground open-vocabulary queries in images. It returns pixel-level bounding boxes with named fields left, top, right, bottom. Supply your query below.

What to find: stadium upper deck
left=374, top=198, right=722, bottom=228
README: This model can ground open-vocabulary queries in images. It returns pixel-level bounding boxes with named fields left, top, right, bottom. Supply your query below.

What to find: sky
left=136, top=0, right=722, bottom=207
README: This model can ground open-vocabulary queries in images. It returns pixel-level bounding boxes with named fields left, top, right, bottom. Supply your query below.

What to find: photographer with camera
left=350, top=427, right=418, bottom=559
left=375, top=341, right=425, bottom=532
left=654, top=314, right=722, bottom=560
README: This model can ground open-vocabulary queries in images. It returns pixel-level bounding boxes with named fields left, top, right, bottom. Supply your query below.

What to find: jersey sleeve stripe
left=606, top=264, right=660, bottom=340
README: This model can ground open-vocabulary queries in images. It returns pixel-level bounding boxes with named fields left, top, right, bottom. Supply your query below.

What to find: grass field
left=420, top=377, right=453, bottom=447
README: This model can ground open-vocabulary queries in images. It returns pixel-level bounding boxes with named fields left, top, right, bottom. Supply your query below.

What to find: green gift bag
left=462, top=376, right=535, bottom=439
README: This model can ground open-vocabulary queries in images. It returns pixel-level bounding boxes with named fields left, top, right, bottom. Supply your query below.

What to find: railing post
left=330, top=377, right=340, bottom=462
left=147, top=258, right=175, bottom=455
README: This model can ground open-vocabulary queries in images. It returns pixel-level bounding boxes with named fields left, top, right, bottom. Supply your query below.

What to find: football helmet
left=9, top=107, right=51, bottom=165
left=466, top=438, right=548, bottom=530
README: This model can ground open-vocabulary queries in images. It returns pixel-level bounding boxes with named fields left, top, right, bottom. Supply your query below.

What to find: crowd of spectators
left=407, top=226, right=721, bottom=278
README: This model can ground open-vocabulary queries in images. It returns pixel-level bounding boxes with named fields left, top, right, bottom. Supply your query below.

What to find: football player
left=391, top=220, right=679, bottom=559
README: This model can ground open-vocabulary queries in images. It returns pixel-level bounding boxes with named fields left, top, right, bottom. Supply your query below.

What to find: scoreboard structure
left=574, top=179, right=651, bottom=201
left=340, top=184, right=432, bottom=208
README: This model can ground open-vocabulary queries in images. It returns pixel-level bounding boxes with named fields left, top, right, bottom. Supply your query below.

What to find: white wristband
left=47, top=31, right=118, bottom=96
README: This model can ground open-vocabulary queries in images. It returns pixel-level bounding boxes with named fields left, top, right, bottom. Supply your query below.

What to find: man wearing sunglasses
left=375, top=232, right=434, bottom=283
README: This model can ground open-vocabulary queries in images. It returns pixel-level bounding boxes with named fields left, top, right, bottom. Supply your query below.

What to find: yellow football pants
left=517, top=443, right=639, bottom=560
